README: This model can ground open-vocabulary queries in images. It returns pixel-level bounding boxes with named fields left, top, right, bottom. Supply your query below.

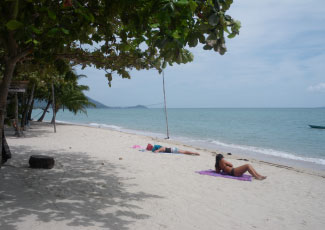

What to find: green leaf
left=75, top=8, right=94, bottom=22
left=189, top=0, right=198, bottom=12
left=198, top=34, right=205, bottom=43
left=208, top=13, right=219, bottom=26
left=48, top=28, right=59, bottom=36
left=121, top=70, right=130, bottom=79
left=92, top=33, right=101, bottom=42
left=227, top=33, right=236, bottom=39
left=25, top=39, right=39, bottom=45
left=61, top=28, right=70, bottom=35
left=150, top=23, right=159, bottom=28
left=234, top=20, right=241, bottom=30
left=31, top=26, right=42, bottom=34
left=175, top=0, right=188, bottom=6
left=48, top=10, right=56, bottom=20
left=203, top=44, right=213, bottom=50
left=6, top=20, right=23, bottom=30
left=162, top=61, right=167, bottom=69
left=213, top=44, right=219, bottom=52
left=188, top=37, right=198, bottom=47
left=223, top=25, right=230, bottom=34
left=87, top=13, right=95, bottom=23
left=199, top=23, right=210, bottom=32
left=25, top=39, right=33, bottom=44
left=207, top=33, right=217, bottom=40
left=172, top=31, right=181, bottom=39
left=225, top=15, right=232, bottom=21
left=219, top=47, right=226, bottom=55
left=120, top=44, right=131, bottom=51
left=105, top=73, right=112, bottom=82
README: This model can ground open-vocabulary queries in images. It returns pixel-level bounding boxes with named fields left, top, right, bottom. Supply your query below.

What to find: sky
left=77, top=0, right=325, bottom=108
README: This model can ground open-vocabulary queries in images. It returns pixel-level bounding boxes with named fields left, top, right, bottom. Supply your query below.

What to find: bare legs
left=178, top=149, right=200, bottom=156
left=233, top=164, right=266, bottom=180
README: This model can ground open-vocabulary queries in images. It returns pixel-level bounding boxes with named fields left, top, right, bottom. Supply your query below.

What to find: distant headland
left=33, top=97, right=148, bottom=109
left=86, top=97, right=147, bottom=109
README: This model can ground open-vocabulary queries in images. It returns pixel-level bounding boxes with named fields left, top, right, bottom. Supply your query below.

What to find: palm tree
left=49, top=71, right=95, bottom=123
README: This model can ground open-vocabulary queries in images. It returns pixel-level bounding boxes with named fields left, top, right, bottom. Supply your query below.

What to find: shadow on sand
left=0, top=145, right=162, bottom=230
left=4, top=121, right=62, bottom=139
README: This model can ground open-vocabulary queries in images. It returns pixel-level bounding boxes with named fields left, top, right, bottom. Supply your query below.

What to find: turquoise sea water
left=32, top=108, right=325, bottom=168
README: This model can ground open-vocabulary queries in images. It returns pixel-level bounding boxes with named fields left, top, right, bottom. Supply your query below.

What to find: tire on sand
left=29, top=155, right=55, bottom=169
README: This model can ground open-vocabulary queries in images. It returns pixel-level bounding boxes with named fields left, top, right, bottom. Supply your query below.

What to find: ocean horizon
left=31, top=108, right=325, bottom=170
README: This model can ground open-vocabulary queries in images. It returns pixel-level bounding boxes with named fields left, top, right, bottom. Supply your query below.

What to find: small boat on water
left=309, top=125, right=325, bottom=129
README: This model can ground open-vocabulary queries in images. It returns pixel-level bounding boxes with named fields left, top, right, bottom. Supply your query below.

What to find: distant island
left=87, top=97, right=147, bottom=109
left=106, top=105, right=148, bottom=109
left=33, top=97, right=148, bottom=109
left=86, top=97, right=109, bottom=108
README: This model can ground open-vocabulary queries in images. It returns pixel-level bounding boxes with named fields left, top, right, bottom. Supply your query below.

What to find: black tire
left=29, top=155, right=55, bottom=169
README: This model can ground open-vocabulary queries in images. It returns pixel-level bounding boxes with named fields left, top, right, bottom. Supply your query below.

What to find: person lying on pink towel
left=146, top=143, right=200, bottom=156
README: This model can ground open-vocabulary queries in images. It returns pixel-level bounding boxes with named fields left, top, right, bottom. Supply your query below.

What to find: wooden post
left=51, top=82, right=56, bottom=133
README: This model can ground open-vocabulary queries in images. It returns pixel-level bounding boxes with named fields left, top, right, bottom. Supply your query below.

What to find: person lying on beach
left=215, top=154, right=266, bottom=180
left=146, top=143, right=200, bottom=156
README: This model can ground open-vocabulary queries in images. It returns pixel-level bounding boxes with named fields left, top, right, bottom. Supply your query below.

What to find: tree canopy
left=0, top=0, right=240, bottom=165
left=1, top=0, right=240, bottom=84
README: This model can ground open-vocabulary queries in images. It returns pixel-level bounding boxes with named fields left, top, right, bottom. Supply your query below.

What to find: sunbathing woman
left=146, top=143, right=200, bottom=156
left=215, top=154, right=266, bottom=180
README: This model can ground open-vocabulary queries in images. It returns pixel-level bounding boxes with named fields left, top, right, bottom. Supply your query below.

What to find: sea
left=31, top=108, right=325, bottom=171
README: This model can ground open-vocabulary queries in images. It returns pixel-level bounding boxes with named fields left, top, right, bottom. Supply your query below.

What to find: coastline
left=57, top=119, right=325, bottom=173
left=1, top=121, right=325, bottom=230
left=32, top=108, right=325, bottom=170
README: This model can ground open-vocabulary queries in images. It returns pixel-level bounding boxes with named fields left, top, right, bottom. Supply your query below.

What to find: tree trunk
left=20, top=92, right=26, bottom=130
left=38, top=99, right=52, bottom=122
left=0, top=59, right=16, bottom=167
left=50, top=107, right=59, bottom=124
left=14, top=93, right=21, bottom=137
left=51, top=82, right=56, bottom=133
left=28, top=98, right=35, bottom=121
left=21, top=83, right=35, bottom=130
left=0, top=31, right=31, bottom=166
left=2, top=129, right=12, bottom=164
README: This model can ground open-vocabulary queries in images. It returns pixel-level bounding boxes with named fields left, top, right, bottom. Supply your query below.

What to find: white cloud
left=227, top=0, right=325, bottom=54
left=308, top=83, right=325, bottom=92
left=78, top=0, right=325, bottom=108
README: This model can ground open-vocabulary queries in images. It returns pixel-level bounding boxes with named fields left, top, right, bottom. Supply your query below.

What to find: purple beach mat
left=196, top=169, right=252, bottom=181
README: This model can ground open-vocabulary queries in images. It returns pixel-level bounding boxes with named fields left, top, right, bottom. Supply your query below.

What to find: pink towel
left=196, top=169, right=252, bottom=181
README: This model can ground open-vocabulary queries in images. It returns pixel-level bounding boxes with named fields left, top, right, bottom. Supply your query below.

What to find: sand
left=1, top=122, right=325, bottom=230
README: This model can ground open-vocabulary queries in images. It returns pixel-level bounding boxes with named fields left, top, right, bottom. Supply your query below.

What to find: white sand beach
left=1, top=122, right=325, bottom=230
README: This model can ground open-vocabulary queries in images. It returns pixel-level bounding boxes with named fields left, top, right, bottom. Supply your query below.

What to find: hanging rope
left=162, top=70, right=170, bottom=139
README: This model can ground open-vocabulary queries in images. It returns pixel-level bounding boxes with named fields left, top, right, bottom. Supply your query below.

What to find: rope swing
left=162, top=69, right=170, bottom=139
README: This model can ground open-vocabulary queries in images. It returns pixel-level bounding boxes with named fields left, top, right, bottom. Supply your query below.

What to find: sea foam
left=210, top=140, right=325, bottom=166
